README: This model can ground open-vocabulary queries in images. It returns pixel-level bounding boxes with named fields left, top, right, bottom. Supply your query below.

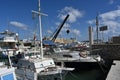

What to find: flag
left=34, top=34, right=37, bottom=40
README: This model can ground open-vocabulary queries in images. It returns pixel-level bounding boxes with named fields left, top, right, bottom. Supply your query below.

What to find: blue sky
left=0, top=0, right=120, bottom=41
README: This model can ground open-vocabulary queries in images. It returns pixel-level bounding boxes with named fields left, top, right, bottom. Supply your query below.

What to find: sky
left=0, top=0, right=120, bottom=41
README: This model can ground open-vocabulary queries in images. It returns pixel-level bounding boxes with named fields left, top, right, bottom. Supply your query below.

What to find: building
left=112, top=36, right=120, bottom=44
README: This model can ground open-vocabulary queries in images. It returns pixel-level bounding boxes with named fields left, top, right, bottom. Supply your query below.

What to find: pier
left=92, top=44, right=120, bottom=80
left=106, top=60, right=120, bottom=80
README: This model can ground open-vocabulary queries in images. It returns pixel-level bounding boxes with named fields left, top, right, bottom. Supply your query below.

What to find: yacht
left=0, top=30, right=18, bottom=57
left=44, top=46, right=101, bottom=62
left=44, top=46, right=103, bottom=70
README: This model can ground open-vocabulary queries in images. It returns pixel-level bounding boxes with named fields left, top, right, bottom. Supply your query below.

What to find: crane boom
left=50, top=14, right=69, bottom=42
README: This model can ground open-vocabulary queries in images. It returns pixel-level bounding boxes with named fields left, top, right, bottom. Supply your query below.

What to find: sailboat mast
left=38, top=0, right=43, bottom=59
left=32, top=0, right=47, bottom=59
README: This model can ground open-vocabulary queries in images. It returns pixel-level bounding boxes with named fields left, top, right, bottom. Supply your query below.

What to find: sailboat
left=15, top=0, right=74, bottom=80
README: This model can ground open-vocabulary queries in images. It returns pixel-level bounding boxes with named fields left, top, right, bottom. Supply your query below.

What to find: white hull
left=15, top=67, right=73, bottom=80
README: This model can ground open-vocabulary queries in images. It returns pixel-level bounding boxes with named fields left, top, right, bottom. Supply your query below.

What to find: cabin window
left=54, top=77, right=57, bottom=80
left=40, top=64, right=43, bottom=67
left=20, top=63, right=22, bottom=66
left=63, top=55, right=72, bottom=58
left=50, top=62, right=52, bottom=65
left=2, top=73, right=14, bottom=80
left=53, top=48, right=61, bottom=53
left=28, top=65, right=30, bottom=69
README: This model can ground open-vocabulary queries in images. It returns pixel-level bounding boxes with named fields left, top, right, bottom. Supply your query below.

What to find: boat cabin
left=17, top=58, right=56, bottom=73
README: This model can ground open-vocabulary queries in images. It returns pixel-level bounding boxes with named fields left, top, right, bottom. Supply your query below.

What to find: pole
left=7, top=50, right=12, bottom=68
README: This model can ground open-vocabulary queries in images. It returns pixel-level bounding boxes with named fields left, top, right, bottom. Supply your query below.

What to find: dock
left=106, top=60, right=120, bottom=80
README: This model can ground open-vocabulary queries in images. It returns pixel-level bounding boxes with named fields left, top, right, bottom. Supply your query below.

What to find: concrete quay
left=106, top=60, right=120, bottom=80
left=92, top=44, right=120, bottom=60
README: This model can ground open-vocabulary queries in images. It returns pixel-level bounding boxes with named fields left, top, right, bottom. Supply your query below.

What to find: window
left=2, top=73, right=14, bottom=80
left=50, top=62, right=52, bottom=65
left=63, top=55, right=72, bottom=58
left=40, top=64, right=43, bottom=67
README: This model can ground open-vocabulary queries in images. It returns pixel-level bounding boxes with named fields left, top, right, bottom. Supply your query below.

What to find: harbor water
left=65, top=68, right=106, bottom=80
left=64, top=59, right=113, bottom=80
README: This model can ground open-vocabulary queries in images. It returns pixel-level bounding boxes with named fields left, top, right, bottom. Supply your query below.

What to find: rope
left=68, top=72, right=79, bottom=80
left=94, top=58, right=106, bottom=73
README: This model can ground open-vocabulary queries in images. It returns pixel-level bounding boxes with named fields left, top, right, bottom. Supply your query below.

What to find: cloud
left=47, top=30, right=52, bottom=34
left=109, top=0, right=114, bottom=4
left=56, top=21, right=70, bottom=27
left=100, top=10, right=120, bottom=35
left=117, top=5, right=120, bottom=9
left=9, top=21, right=28, bottom=30
left=58, top=6, right=84, bottom=23
left=71, top=29, right=81, bottom=36
left=87, top=9, right=120, bottom=36
left=87, top=20, right=95, bottom=25
left=100, top=10, right=120, bottom=20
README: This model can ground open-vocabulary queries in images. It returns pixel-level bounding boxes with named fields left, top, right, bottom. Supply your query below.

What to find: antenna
left=96, top=12, right=99, bottom=44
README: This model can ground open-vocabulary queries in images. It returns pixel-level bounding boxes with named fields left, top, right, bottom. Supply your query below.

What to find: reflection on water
left=65, top=69, right=107, bottom=80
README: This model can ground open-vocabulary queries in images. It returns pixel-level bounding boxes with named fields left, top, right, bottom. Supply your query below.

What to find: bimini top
left=43, top=40, right=56, bottom=46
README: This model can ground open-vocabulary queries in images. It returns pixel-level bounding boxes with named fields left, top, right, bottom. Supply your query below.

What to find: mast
left=32, top=0, right=47, bottom=59
left=38, top=0, right=43, bottom=59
